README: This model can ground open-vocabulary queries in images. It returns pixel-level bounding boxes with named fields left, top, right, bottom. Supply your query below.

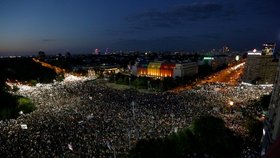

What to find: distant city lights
left=203, top=57, right=214, bottom=60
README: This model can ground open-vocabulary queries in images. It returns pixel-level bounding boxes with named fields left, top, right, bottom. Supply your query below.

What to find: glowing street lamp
left=19, top=111, right=23, bottom=115
left=170, top=113, right=175, bottom=132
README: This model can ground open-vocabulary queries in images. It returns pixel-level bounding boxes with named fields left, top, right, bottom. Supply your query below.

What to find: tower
left=94, top=48, right=99, bottom=55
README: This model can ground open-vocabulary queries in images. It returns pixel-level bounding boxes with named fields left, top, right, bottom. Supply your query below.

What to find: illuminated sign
left=203, top=57, right=214, bottom=60
left=247, top=50, right=262, bottom=56
left=248, top=52, right=262, bottom=55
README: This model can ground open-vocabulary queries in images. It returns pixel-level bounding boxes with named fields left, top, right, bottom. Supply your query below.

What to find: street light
left=106, top=140, right=116, bottom=158
left=112, top=146, right=116, bottom=158
left=151, top=116, right=155, bottom=133
left=129, top=76, right=131, bottom=88
left=131, top=101, right=135, bottom=120
left=128, top=130, right=131, bottom=150
left=170, top=113, right=175, bottom=132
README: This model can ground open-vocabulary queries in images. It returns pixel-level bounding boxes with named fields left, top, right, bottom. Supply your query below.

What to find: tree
left=162, top=77, right=177, bottom=90
left=16, top=97, right=36, bottom=114
left=191, top=115, right=237, bottom=158
left=0, top=70, right=8, bottom=93
left=245, top=117, right=263, bottom=147
left=130, top=116, right=241, bottom=158
left=132, top=77, right=148, bottom=89
left=129, top=138, right=165, bottom=158
left=167, top=128, right=197, bottom=157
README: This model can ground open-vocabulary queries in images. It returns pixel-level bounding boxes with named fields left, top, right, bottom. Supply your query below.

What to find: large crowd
left=0, top=79, right=273, bottom=157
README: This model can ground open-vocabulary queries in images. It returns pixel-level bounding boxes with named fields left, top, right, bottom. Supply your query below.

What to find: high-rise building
left=262, top=43, right=276, bottom=56
left=243, top=48, right=278, bottom=84
left=38, top=51, right=46, bottom=60
left=173, top=62, right=198, bottom=78
left=94, top=48, right=99, bottom=55
left=105, top=48, right=110, bottom=55
left=262, top=59, right=280, bottom=156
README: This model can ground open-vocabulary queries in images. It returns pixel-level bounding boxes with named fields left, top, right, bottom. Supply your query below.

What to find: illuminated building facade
left=137, top=61, right=197, bottom=78
left=147, top=62, right=162, bottom=77
left=160, top=63, right=176, bottom=77
left=262, top=43, right=276, bottom=56
left=200, top=55, right=228, bottom=71
left=173, top=62, right=198, bottom=78
left=137, top=62, right=148, bottom=76
left=243, top=49, right=278, bottom=84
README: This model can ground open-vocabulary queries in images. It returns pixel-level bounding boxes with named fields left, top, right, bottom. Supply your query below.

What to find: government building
left=135, top=61, right=198, bottom=78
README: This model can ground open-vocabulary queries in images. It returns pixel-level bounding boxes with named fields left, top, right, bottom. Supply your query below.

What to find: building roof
left=138, top=62, right=148, bottom=68
left=148, top=62, right=162, bottom=69
left=160, top=63, right=176, bottom=69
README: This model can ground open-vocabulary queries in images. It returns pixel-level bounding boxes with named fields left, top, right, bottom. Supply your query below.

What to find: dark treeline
left=0, top=57, right=57, bottom=83
left=129, top=116, right=242, bottom=158
left=0, top=57, right=57, bottom=120
left=109, top=73, right=198, bottom=91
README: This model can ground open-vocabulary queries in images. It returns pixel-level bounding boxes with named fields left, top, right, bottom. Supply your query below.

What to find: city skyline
left=0, top=0, right=279, bottom=55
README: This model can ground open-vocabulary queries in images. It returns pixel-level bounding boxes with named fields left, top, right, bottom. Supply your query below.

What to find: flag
left=68, top=143, right=73, bottom=151
left=106, top=141, right=112, bottom=150
left=20, top=124, right=28, bottom=129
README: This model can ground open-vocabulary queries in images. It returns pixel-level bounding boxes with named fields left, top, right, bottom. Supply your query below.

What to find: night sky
left=0, top=0, right=279, bottom=55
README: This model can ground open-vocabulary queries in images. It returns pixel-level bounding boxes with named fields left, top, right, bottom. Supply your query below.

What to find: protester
left=0, top=80, right=272, bottom=157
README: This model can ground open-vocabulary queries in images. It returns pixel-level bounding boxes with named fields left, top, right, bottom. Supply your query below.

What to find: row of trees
left=0, top=77, right=36, bottom=120
left=0, top=92, right=35, bottom=120
left=0, top=58, right=57, bottom=84
left=108, top=73, right=197, bottom=91
left=0, top=58, right=55, bottom=120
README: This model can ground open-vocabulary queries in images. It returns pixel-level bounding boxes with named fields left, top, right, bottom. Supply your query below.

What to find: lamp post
left=131, top=101, right=135, bottom=121
left=113, top=146, right=116, bottom=158
left=129, top=76, right=131, bottom=88
left=170, top=113, right=175, bottom=133
left=128, top=130, right=131, bottom=150
left=151, top=116, right=155, bottom=128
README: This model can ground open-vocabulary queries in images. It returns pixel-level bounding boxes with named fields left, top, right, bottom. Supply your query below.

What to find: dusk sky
left=0, top=0, right=279, bottom=55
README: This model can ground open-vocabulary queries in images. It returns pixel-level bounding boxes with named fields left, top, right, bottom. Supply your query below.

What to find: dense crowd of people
left=0, top=79, right=272, bottom=157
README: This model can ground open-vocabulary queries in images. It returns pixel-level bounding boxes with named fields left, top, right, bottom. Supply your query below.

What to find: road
left=172, top=61, right=245, bottom=92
